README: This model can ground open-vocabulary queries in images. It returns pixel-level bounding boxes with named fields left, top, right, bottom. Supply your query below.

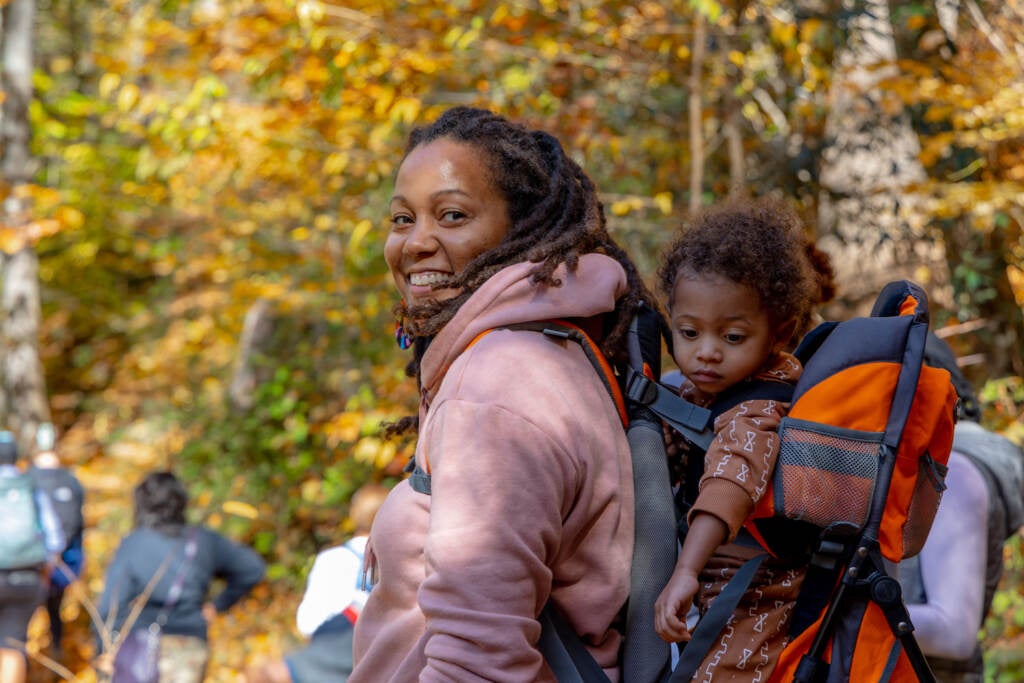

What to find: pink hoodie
left=352, top=254, right=635, bottom=682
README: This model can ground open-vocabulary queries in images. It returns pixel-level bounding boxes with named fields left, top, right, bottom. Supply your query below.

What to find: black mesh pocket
left=773, top=417, right=883, bottom=532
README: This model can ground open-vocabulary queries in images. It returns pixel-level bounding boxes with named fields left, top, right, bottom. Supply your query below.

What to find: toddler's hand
left=654, top=572, right=699, bottom=643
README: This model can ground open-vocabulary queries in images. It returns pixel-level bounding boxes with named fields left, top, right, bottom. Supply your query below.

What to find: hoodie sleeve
left=207, top=530, right=266, bottom=613
left=408, top=398, right=576, bottom=683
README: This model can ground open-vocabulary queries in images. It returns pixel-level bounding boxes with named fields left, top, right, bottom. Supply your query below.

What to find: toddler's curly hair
left=657, top=197, right=836, bottom=340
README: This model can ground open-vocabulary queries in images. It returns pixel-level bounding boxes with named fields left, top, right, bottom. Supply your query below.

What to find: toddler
left=654, top=197, right=835, bottom=681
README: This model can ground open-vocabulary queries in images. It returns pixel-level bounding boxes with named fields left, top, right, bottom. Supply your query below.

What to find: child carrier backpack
left=0, top=471, right=49, bottom=570
left=636, top=280, right=958, bottom=683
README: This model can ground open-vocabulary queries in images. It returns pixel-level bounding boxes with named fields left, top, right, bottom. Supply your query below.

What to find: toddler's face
left=669, top=272, right=778, bottom=397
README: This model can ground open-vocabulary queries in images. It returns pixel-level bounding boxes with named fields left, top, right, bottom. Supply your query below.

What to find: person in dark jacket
left=28, top=422, right=85, bottom=656
left=97, top=471, right=266, bottom=683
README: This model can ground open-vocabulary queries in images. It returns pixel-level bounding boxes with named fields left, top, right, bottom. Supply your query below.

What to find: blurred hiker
left=28, top=423, right=85, bottom=656
left=96, top=471, right=265, bottom=683
left=244, top=482, right=390, bottom=683
left=350, top=105, right=652, bottom=681
left=899, top=333, right=1024, bottom=682
left=0, top=430, right=65, bottom=683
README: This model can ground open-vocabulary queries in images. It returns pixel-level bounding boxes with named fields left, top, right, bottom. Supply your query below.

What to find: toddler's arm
left=654, top=512, right=728, bottom=642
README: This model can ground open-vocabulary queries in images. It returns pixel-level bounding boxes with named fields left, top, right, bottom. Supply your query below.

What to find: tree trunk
left=815, top=0, right=948, bottom=317
left=688, top=12, right=707, bottom=213
left=1, top=0, right=51, bottom=453
left=229, top=299, right=276, bottom=412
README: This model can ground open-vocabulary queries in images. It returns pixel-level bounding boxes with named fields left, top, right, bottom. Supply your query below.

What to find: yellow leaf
left=610, top=200, right=631, bottom=216
left=654, top=192, right=673, bottom=215
left=56, top=206, right=85, bottom=230
left=222, top=500, right=259, bottom=520
left=291, top=226, right=311, bottom=241
left=323, top=152, right=350, bottom=175
left=353, top=436, right=382, bottom=464
left=118, top=84, right=140, bottom=112
left=99, top=72, right=121, bottom=99
left=348, top=218, right=373, bottom=252
left=390, top=97, right=421, bottom=125
left=490, top=4, right=509, bottom=25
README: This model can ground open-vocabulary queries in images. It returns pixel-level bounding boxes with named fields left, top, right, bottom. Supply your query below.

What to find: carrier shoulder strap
left=667, top=552, right=767, bottom=683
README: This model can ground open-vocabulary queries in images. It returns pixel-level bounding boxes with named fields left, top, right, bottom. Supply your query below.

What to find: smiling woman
left=349, top=106, right=656, bottom=682
left=385, top=138, right=511, bottom=307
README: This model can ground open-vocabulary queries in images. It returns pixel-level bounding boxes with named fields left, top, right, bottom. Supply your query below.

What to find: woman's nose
left=402, top=219, right=438, bottom=257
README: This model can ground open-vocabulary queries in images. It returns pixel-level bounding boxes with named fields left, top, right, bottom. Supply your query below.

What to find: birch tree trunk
left=816, top=0, right=948, bottom=315
left=2, top=0, right=52, bottom=453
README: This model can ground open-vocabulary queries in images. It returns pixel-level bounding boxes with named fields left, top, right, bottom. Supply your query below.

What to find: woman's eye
left=390, top=214, right=413, bottom=227
left=440, top=209, right=466, bottom=222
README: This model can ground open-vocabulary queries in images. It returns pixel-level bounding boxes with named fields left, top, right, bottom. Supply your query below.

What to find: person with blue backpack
left=0, top=430, right=65, bottom=683
left=653, top=197, right=836, bottom=680
left=27, top=422, right=85, bottom=657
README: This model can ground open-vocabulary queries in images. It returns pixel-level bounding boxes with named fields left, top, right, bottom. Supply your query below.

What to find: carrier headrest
left=870, top=281, right=929, bottom=325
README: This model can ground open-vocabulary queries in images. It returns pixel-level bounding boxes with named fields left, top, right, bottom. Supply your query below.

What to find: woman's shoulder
left=446, top=325, right=612, bottom=409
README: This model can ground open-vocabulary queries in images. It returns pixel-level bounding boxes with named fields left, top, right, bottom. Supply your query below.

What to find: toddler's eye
left=679, top=329, right=698, bottom=340
left=725, top=333, right=746, bottom=344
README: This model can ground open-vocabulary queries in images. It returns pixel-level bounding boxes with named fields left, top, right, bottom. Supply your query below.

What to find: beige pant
left=157, top=634, right=209, bottom=683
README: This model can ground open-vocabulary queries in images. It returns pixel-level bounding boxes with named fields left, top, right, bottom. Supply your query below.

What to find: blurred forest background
left=0, top=0, right=1022, bottom=680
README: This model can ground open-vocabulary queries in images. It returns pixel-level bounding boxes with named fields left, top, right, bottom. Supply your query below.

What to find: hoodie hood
left=419, top=253, right=628, bottom=399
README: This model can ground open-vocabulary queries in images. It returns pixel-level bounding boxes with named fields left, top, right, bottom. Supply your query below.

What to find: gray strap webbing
left=668, top=553, right=767, bottom=683
left=539, top=603, right=611, bottom=683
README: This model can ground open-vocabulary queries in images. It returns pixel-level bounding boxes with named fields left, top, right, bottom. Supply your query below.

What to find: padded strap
left=668, top=553, right=767, bottom=682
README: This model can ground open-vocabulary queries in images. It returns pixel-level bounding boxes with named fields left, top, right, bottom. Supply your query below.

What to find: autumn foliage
left=4, top=0, right=1022, bottom=680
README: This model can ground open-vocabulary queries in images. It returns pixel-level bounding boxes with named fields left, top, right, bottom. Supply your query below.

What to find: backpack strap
left=539, top=603, right=612, bottom=683
left=667, top=553, right=767, bottom=683
left=154, top=528, right=199, bottom=629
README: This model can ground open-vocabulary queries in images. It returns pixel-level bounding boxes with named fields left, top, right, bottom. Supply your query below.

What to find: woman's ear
left=773, top=318, right=798, bottom=353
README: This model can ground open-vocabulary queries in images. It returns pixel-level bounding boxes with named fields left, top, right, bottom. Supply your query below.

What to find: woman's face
left=386, top=138, right=511, bottom=307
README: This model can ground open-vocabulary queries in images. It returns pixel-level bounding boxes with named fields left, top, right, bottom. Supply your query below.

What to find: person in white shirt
left=245, top=483, right=389, bottom=683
